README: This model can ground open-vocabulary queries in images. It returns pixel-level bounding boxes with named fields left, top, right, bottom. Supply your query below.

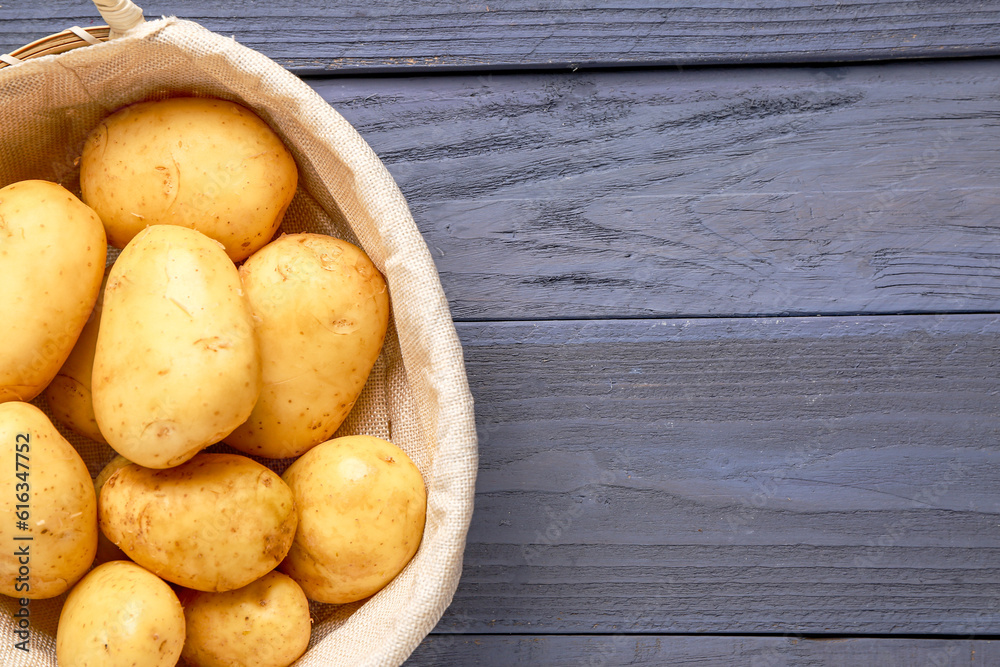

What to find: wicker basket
left=0, top=2, right=478, bottom=666
left=0, top=1, right=142, bottom=67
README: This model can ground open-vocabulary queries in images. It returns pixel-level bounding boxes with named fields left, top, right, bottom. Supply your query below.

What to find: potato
left=0, top=402, right=97, bottom=598
left=226, top=234, right=389, bottom=459
left=43, top=266, right=111, bottom=443
left=0, top=180, right=106, bottom=403
left=92, top=225, right=261, bottom=468
left=80, top=97, right=298, bottom=262
left=57, top=560, right=185, bottom=667
left=181, top=570, right=311, bottom=667
left=280, top=435, right=426, bottom=603
left=99, top=453, right=297, bottom=592
left=93, top=455, right=132, bottom=566
left=95, top=453, right=133, bottom=492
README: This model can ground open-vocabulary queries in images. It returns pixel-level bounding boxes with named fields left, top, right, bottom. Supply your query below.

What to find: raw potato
left=43, top=266, right=111, bottom=443
left=99, top=453, right=297, bottom=592
left=0, top=402, right=97, bottom=598
left=226, top=234, right=390, bottom=459
left=0, top=180, right=106, bottom=403
left=57, top=560, right=185, bottom=667
left=92, top=225, right=261, bottom=468
left=95, top=454, right=133, bottom=491
left=280, top=435, right=426, bottom=603
left=93, top=455, right=132, bottom=566
left=80, top=97, right=298, bottom=262
left=181, top=571, right=311, bottom=667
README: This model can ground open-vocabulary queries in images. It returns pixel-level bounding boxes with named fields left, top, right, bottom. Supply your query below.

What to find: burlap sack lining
left=0, top=17, right=477, bottom=667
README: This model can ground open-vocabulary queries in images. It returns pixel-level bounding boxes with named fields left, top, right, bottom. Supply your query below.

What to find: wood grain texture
left=311, top=59, right=1000, bottom=320
left=3, top=3, right=997, bottom=654
left=4, top=1, right=1000, bottom=72
left=438, top=315, right=1000, bottom=634
left=406, top=635, right=1000, bottom=666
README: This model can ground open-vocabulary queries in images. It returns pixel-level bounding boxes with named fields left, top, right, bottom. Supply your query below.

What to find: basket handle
left=92, top=0, right=145, bottom=38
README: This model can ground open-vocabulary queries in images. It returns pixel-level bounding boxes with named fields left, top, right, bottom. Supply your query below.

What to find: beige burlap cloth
left=0, top=17, right=478, bottom=667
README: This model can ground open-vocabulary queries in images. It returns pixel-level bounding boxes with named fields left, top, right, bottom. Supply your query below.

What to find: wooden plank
left=310, top=59, right=1000, bottom=320
left=439, top=314, right=1000, bottom=634
left=407, top=635, right=1000, bottom=666
left=4, top=1, right=1000, bottom=72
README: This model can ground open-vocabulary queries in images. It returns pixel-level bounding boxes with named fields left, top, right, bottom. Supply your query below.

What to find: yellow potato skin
left=226, top=234, right=390, bottom=459
left=99, top=454, right=297, bottom=593
left=92, top=225, right=261, bottom=468
left=57, top=560, right=185, bottom=667
left=43, top=267, right=111, bottom=443
left=80, top=97, right=298, bottom=262
left=0, top=402, right=97, bottom=598
left=92, top=455, right=131, bottom=566
left=181, top=571, right=311, bottom=667
left=0, top=180, right=106, bottom=403
left=280, top=435, right=426, bottom=604
left=95, top=454, right=133, bottom=492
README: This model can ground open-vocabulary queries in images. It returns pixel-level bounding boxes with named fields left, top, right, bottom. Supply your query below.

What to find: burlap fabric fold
left=0, top=17, right=477, bottom=667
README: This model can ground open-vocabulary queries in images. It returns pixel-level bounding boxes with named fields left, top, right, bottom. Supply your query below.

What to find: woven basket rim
left=0, top=26, right=110, bottom=69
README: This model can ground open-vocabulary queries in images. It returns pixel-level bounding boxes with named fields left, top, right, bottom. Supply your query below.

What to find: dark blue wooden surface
left=3, top=2, right=999, bottom=664
left=5, top=1, right=1000, bottom=72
